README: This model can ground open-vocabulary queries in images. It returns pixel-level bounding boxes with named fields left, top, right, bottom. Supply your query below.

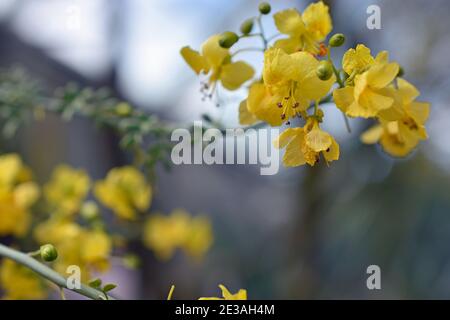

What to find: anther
left=277, top=102, right=283, bottom=108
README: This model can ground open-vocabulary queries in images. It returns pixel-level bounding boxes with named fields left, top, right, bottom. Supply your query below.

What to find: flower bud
left=316, top=61, right=333, bottom=81
left=219, top=31, right=239, bottom=49
left=258, top=2, right=271, bottom=15
left=115, top=102, right=132, bottom=116
left=40, top=244, right=58, bottom=262
left=240, top=19, right=254, bottom=35
left=81, top=201, right=99, bottom=221
left=328, top=33, right=345, bottom=47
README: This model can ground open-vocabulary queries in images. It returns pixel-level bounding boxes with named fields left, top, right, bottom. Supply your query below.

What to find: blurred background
left=1, top=0, right=450, bottom=299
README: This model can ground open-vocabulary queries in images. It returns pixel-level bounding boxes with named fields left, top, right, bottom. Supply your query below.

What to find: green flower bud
left=240, top=19, right=254, bottom=35
left=397, top=66, right=404, bottom=77
left=219, top=31, right=239, bottom=49
left=258, top=2, right=271, bottom=15
left=40, top=244, right=58, bottom=262
left=81, top=201, right=99, bottom=221
left=328, top=33, right=346, bottom=47
left=316, top=61, right=333, bottom=81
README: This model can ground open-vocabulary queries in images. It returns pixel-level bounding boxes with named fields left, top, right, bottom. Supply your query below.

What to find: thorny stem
left=0, top=243, right=114, bottom=300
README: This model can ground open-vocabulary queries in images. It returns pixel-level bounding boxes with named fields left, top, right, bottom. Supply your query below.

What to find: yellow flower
left=0, top=154, right=39, bottom=237
left=0, top=259, right=47, bottom=300
left=274, top=118, right=339, bottom=167
left=34, top=218, right=112, bottom=279
left=181, top=35, right=254, bottom=91
left=248, top=48, right=334, bottom=126
left=361, top=78, right=430, bottom=157
left=182, top=215, right=214, bottom=259
left=238, top=98, right=259, bottom=126
left=94, top=166, right=152, bottom=220
left=333, top=48, right=399, bottom=118
left=273, top=1, right=332, bottom=55
left=342, top=44, right=375, bottom=76
left=199, top=284, right=247, bottom=300
left=44, top=165, right=90, bottom=216
left=143, top=209, right=213, bottom=261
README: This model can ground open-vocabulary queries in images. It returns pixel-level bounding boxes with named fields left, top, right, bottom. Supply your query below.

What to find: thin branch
left=0, top=243, right=114, bottom=300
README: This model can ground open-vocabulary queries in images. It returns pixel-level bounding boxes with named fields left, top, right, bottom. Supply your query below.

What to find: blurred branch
left=0, top=67, right=174, bottom=178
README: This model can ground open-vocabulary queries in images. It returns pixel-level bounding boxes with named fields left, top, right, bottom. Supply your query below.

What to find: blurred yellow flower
left=181, top=34, right=254, bottom=91
left=35, top=218, right=112, bottom=280
left=361, top=78, right=430, bottom=157
left=199, top=284, right=247, bottom=300
left=143, top=209, right=213, bottom=261
left=94, top=166, right=152, bottom=220
left=44, top=165, right=90, bottom=216
left=274, top=118, right=339, bottom=167
left=249, top=48, right=334, bottom=126
left=0, top=154, right=39, bottom=237
left=0, top=259, right=47, bottom=300
left=273, top=1, right=332, bottom=55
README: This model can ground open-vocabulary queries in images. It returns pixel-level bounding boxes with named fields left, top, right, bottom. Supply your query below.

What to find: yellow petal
left=302, top=1, right=332, bottom=41
left=247, top=83, right=283, bottom=126
left=283, top=131, right=307, bottom=167
left=361, top=125, right=383, bottom=144
left=180, top=46, right=209, bottom=74
left=374, top=51, right=389, bottom=64
left=220, top=61, right=254, bottom=90
left=333, top=87, right=355, bottom=113
left=238, top=99, right=258, bottom=125
left=407, top=101, right=430, bottom=125
left=366, top=62, right=399, bottom=89
left=397, top=78, right=420, bottom=105
left=342, top=44, right=374, bottom=75
left=274, top=8, right=305, bottom=36
left=263, top=48, right=297, bottom=85
left=273, top=128, right=300, bottom=149
left=291, top=51, right=335, bottom=100
left=14, top=182, right=40, bottom=209
left=305, top=126, right=332, bottom=152
left=273, top=38, right=301, bottom=54
left=353, top=89, right=394, bottom=118
left=323, top=136, right=340, bottom=163
left=201, top=35, right=229, bottom=68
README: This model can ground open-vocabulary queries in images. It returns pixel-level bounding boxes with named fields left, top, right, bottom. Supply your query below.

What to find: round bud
left=219, top=31, right=239, bottom=49
left=316, top=61, right=333, bottom=81
left=397, top=66, right=404, bottom=77
left=240, top=19, right=254, bottom=35
left=81, top=201, right=99, bottom=221
left=328, top=33, right=346, bottom=47
left=40, top=244, right=58, bottom=262
left=258, top=2, right=271, bottom=15
left=115, top=102, right=132, bottom=116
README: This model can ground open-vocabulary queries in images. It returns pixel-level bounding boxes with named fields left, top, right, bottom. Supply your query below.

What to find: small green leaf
left=88, top=278, right=102, bottom=288
left=103, top=283, right=117, bottom=292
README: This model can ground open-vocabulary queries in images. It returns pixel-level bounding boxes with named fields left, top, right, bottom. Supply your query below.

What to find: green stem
left=256, top=15, right=268, bottom=50
left=327, top=49, right=351, bottom=133
left=231, top=47, right=264, bottom=57
left=0, top=243, right=114, bottom=300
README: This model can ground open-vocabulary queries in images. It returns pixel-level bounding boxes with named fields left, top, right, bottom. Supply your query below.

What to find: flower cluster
left=181, top=1, right=430, bottom=167
left=143, top=209, right=213, bottom=261
left=0, top=154, right=214, bottom=299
